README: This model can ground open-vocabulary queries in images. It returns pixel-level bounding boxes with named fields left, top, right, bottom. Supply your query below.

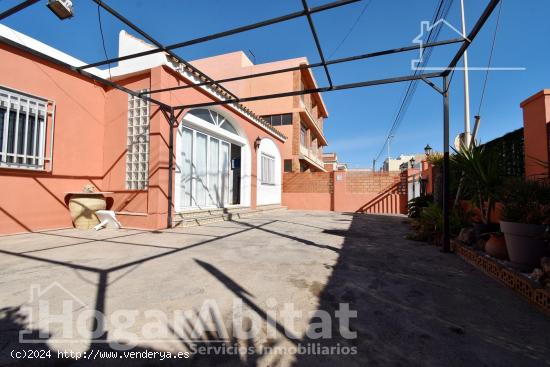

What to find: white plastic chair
left=93, top=210, right=122, bottom=230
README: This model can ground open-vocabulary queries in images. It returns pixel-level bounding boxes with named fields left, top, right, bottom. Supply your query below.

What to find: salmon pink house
left=0, top=25, right=287, bottom=234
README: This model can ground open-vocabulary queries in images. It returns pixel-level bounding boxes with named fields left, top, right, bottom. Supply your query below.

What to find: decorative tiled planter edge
left=452, top=240, right=550, bottom=316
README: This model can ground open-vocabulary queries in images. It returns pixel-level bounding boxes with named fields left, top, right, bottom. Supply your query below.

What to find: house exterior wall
left=520, top=89, right=550, bottom=179
left=0, top=43, right=107, bottom=234
left=0, top=44, right=284, bottom=234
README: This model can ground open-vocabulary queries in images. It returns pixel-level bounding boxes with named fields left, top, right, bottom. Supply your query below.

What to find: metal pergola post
left=92, top=0, right=239, bottom=100
left=172, top=72, right=443, bottom=110
left=0, top=0, right=39, bottom=21
left=142, top=38, right=465, bottom=96
left=78, top=0, right=360, bottom=71
left=167, top=109, right=175, bottom=229
left=301, top=0, right=333, bottom=88
left=442, top=75, right=451, bottom=252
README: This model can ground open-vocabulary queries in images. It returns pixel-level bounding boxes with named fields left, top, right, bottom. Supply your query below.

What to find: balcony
left=299, top=100, right=327, bottom=146
left=300, top=144, right=326, bottom=171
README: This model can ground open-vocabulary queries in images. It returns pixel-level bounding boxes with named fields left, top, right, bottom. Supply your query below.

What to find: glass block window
left=126, top=90, right=150, bottom=190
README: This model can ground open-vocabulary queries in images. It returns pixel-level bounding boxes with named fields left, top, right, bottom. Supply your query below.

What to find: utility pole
left=460, top=0, right=472, bottom=147
left=387, top=135, right=394, bottom=171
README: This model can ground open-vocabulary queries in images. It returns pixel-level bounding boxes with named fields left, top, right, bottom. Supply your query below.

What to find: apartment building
left=323, top=152, right=348, bottom=171
left=192, top=51, right=329, bottom=172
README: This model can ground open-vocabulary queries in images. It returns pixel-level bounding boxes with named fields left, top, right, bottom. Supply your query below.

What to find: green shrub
left=408, top=203, right=473, bottom=245
left=500, top=178, right=550, bottom=225
left=407, top=194, right=434, bottom=218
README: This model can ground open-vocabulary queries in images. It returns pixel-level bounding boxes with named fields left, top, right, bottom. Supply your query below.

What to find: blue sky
left=2, top=0, right=549, bottom=168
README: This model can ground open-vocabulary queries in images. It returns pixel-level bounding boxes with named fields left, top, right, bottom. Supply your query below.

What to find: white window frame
left=261, top=153, right=275, bottom=185
left=126, top=90, right=150, bottom=190
left=0, top=85, right=55, bottom=171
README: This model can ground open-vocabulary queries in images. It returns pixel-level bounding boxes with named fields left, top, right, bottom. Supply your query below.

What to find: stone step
left=172, top=214, right=229, bottom=228
left=256, top=204, right=287, bottom=211
left=172, top=205, right=286, bottom=228
left=174, top=206, right=248, bottom=219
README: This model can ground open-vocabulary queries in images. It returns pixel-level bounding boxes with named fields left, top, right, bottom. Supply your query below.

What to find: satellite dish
left=454, top=133, right=465, bottom=151
left=454, top=133, right=478, bottom=151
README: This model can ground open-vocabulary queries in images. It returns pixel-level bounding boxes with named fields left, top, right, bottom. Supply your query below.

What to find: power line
left=373, top=0, right=454, bottom=168
left=97, top=2, right=112, bottom=80
left=477, top=0, right=504, bottom=116
left=328, top=0, right=373, bottom=59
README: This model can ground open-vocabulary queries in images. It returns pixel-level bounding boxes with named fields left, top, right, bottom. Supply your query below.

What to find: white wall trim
left=256, top=137, right=282, bottom=206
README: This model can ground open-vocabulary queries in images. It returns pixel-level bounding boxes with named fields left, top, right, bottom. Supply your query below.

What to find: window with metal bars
left=126, top=90, right=150, bottom=190
left=261, top=153, right=275, bottom=185
left=0, top=86, right=52, bottom=170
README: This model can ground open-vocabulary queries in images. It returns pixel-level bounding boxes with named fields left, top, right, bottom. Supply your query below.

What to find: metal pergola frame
left=0, top=0, right=503, bottom=251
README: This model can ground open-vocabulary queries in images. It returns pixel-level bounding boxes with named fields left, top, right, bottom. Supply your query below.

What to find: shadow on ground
left=294, top=214, right=550, bottom=367
left=1, top=212, right=550, bottom=366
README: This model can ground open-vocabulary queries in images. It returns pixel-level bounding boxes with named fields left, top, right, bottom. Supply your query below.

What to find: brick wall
left=283, top=172, right=333, bottom=193
left=282, top=171, right=406, bottom=214
left=345, top=171, right=400, bottom=193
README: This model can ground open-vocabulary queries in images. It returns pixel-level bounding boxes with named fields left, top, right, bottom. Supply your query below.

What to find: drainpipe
left=166, top=108, right=175, bottom=229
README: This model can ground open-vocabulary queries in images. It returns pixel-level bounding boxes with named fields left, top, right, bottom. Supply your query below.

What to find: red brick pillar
left=520, top=90, right=550, bottom=179
left=332, top=171, right=346, bottom=211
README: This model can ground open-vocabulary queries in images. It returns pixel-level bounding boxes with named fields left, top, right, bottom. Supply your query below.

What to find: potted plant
left=484, top=232, right=508, bottom=259
left=452, top=142, right=501, bottom=240
left=500, top=179, right=550, bottom=271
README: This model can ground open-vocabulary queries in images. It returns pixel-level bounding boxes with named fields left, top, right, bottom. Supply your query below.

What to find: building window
left=0, top=86, right=52, bottom=170
left=261, top=153, right=275, bottom=185
left=126, top=90, right=150, bottom=190
left=261, top=113, right=292, bottom=126
left=188, top=108, right=238, bottom=134
left=284, top=159, right=293, bottom=172
left=300, top=123, right=307, bottom=147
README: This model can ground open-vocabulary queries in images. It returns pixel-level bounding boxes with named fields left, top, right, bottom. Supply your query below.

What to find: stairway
left=172, top=204, right=286, bottom=228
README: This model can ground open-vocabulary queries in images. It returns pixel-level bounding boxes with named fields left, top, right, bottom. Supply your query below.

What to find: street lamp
left=410, top=157, right=416, bottom=169
left=47, top=0, right=74, bottom=20
left=424, top=144, right=432, bottom=157
left=254, top=136, right=262, bottom=150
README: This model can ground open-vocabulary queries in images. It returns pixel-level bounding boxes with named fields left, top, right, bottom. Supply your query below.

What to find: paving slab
left=0, top=211, right=548, bottom=366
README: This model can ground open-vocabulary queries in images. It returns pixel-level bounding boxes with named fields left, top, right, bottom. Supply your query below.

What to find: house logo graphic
left=411, top=19, right=525, bottom=72
left=28, top=282, right=88, bottom=306
left=19, top=282, right=88, bottom=343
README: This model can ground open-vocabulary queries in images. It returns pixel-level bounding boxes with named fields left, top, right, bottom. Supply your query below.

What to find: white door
left=208, top=137, right=220, bottom=206
left=180, top=127, right=193, bottom=208
left=178, top=127, right=232, bottom=209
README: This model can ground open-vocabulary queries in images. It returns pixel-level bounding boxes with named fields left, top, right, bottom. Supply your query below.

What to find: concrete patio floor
left=0, top=210, right=549, bottom=366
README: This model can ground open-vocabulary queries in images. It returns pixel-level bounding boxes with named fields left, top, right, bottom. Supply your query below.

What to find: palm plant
left=452, top=141, right=500, bottom=225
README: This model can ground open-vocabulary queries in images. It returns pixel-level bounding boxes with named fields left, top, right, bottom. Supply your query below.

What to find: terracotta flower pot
left=501, top=221, right=548, bottom=271
left=485, top=233, right=508, bottom=260
left=68, top=194, right=106, bottom=230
